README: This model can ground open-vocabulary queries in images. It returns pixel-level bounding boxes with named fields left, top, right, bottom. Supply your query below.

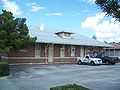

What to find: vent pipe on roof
left=92, top=34, right=97, bottom=40
left=39, top=23, right=45, bottom=31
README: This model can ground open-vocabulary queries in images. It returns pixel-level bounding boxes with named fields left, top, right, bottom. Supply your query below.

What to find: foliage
left=95, top=0, right=120, bottom=22
left=50, top=84, right=91, bottom=90
left=0, top=61, right=9, bottom=76
left=0, top=10, right=37, bottom=53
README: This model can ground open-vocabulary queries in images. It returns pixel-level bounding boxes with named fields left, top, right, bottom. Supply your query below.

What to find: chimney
left=39, top=23, right=45, bottom=31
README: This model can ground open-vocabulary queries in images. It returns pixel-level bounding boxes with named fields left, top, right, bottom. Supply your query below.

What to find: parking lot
left=0, top=63, right=120, bottom=90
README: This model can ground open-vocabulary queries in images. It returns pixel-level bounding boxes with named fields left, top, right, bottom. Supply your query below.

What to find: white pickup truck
left=77, top=55, right=102, bottom=65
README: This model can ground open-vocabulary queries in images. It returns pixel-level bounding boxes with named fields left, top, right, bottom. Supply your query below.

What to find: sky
left=0, top=0, right=120, bottom=43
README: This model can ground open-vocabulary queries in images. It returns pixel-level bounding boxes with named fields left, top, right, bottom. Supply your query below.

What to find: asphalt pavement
left=0, top=63, right=120, bottom=90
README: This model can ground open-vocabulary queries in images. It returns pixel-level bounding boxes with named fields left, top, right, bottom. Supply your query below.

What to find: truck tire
left=90, top=61, right=95, bottom=66
left=111, top=63, right=115, bottom=65
left=78, top=60, right=82, bottom=65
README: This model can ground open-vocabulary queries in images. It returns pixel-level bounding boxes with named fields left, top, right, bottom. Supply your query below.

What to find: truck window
left=86, top=56, right=89, bottom=59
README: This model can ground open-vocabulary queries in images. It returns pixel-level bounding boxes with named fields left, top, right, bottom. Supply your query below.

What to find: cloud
left=26, top=3, right=36, bottom=6
left=26, top=3, right=46, bottom=12
left=81, top=13, right=120, bottom=42
left=52, top=13, right=62, bottom=16
left=77, top=0, right=95, bottom=4
left=45, top=13, right=62, bottom=16
left=81, top=13, right=105, bottom=29
left=31, top=5, right=46, bottom=12
left=1, top=0, right=22, bottom=15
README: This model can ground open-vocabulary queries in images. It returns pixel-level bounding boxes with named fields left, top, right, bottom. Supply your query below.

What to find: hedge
left=0, top=61, right=9, bottom=76
left=50, top=84, right=91, bottom=90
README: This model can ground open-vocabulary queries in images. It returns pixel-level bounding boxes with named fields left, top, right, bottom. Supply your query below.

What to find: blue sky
left=1, top=0, right=120, bottom=42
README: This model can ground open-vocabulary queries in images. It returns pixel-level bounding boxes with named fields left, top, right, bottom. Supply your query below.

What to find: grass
left=50, top=84, right=91, bottom=90
left=0, top=61, right=8, bottom=64
left=0, top=60, right=9, bottom=76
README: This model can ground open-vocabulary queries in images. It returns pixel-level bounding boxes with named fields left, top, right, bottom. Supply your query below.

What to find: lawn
left=50, top=84, right=91, bottom=90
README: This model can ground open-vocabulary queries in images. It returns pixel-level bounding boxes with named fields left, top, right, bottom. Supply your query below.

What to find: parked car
left=109, top=56, right=119, bottom=63
left=77, top=55, right=102, bottom=66
left=96, top=55, right=116, bottom=65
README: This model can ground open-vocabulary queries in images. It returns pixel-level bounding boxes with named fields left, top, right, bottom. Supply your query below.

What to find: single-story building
left=2, top=26, right=111, bottom=65
left=104, top=43, right=120, bottom=58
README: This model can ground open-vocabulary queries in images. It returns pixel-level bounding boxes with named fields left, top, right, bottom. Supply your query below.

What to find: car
left=109, top=56, right=119, bottom=63
left=96, top=55, right=116, bottom=65
left=77, top=55, right=102, bottom=66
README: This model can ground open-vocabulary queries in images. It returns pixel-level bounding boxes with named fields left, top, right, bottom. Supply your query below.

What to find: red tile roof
left=110, top=43, right=120, bottom=49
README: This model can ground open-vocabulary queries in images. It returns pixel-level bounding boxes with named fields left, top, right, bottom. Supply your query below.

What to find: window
left=35, top=44, right=41, bottom=57
left=64, top=33, right=70, bottom=37
left=60, top=46, right=65, bottom=57
left=86, top=56, right=89, bottom=59
left=55, top=32, right=73, bottom=39
left=19, top=49, right=27, bottom=52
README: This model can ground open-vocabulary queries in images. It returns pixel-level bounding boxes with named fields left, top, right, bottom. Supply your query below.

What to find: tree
left=95, top=0, right=120, bottom=22
left=0, top=10, right=37, bottom=53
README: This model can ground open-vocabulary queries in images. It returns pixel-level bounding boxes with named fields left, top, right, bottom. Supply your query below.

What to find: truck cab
left=77, top=55, right=102, bottom=66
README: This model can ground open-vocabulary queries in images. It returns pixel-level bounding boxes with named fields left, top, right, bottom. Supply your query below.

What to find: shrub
left=0, top=61, right=9, bottom=76
left=50, top=84, right=91, bottom=90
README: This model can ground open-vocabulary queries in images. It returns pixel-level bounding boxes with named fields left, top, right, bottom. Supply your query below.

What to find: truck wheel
left=78, top=60, right=82, bottom=65
left=111, top=63, right=115, bottom=65
left=90, top=61, right=95, bottom=66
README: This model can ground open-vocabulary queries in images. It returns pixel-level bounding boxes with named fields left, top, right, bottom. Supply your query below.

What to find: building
left=104, top=43, right=120, bottom=58
left=2, top=26, right=111, bottom=65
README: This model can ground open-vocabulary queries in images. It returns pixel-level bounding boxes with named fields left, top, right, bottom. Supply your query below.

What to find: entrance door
left=48, top=45, right=54, bottom=63
left=35, top=44, right=41, bottom=57
left=60, top=46, right=65, bottom=57
left=71, top=46, right=75, bottom=57
left=80, top=46, right=84, bottom=57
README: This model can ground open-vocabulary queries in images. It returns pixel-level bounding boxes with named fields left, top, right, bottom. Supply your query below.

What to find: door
left=35, top=44, right=41, bottom=57
left=48, top=45, right=54, bottom=63
left=71, top=46, right=75, bottom=57
left=60, top=46, right=65, bottom=57
left=80, top=46, right=84, bottom=57
left=84, top=56, right=89, bottom=63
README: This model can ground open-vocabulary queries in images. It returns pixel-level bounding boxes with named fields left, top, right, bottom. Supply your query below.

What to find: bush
left=0, top=61, right=9, bottom=76
left=50, top=84, right=91, bottom=90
